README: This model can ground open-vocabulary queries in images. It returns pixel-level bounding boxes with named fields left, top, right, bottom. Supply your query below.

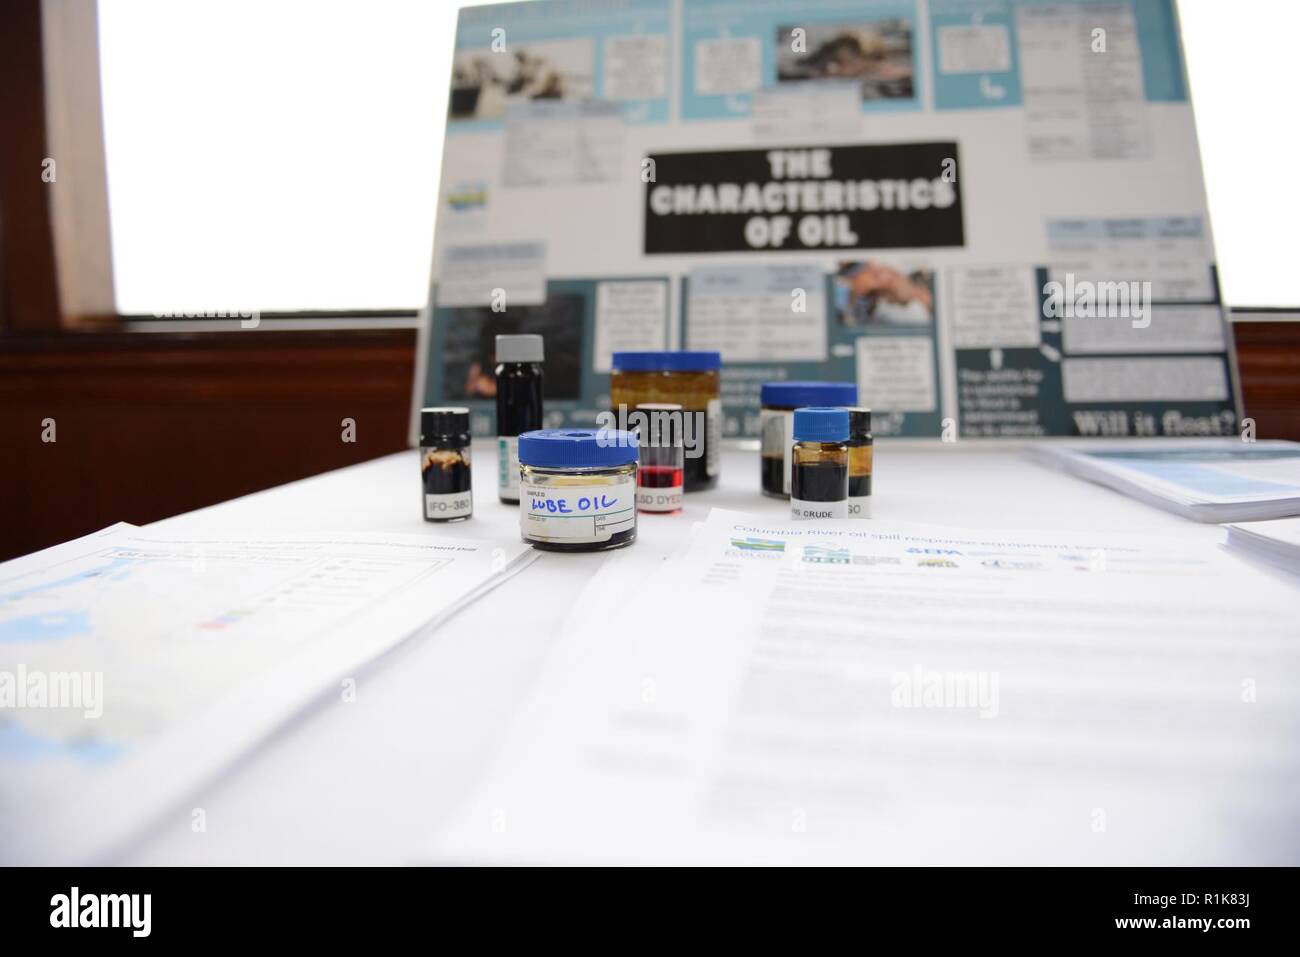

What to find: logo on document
left=802, top=545, right=850, bottom=565
left=729, top=537, right=785, bottom=552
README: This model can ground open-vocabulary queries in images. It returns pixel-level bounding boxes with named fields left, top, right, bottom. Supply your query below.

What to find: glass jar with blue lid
left=517, top=428, right=639, bottom=552
left=759, top=381, right=857, bottom=498
left=610, top=351, right=720, bottom=492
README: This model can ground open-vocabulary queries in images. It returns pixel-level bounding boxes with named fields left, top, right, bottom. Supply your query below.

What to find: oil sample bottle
left=634, top=403, right=684, bottom=514
left=610, top=351, right=720, bottom=492
left=847, top=407, right=873, bottom=519
left=494, top=334, right=544, bottom=504
left=420, top=407, right=472, bottom=522
left=759, top=381, right=858, bottom=499
left=517, top=429, right=639, bottom=552
left=790, top=407, right=849, bottom=521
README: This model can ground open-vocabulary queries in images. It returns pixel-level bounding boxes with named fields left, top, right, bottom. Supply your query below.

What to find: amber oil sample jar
left=790, top=407, right=849, bottom=521
left=610, top=351, right=720, bottom=492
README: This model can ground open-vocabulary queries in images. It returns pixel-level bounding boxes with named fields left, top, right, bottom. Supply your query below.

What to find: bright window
left=98, top=0, right=498, bottom=316
left=97, top=0, right=1298, bottom=316
left=1178, top=0, right=1300, bottom=310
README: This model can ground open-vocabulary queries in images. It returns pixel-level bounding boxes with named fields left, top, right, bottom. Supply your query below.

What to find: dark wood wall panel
left=1, top=322, right=1297, bottom=562
left=1235, top=320, right=1300, bottom=442
left=0, top=331, right=415, bottom=561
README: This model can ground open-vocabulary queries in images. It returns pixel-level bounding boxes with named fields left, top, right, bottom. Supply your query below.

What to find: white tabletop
left=121, top=440, right=1232, bottom=864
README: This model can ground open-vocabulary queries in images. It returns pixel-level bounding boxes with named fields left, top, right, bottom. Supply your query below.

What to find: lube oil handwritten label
left=521, top=477, right=635, bottom=542
left=791, top=498, right=847, bottom=520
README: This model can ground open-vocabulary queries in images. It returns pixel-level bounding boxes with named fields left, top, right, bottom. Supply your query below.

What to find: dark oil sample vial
left=790, top=407, right=849, bottom=521
left=494, top=334, right=544, bottom=504
left=847, top=407, right=873, bottom=519
left=633, top=403, right=684, bottom=514
left=759, top=381, right=857, bottom=499
left=420, top=407, right=472, bottom=522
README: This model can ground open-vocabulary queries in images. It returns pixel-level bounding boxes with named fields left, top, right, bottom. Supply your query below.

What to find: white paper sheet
left=429, top=509, right=1300, bottom=865
left=0, top=526, right=536, bottom=863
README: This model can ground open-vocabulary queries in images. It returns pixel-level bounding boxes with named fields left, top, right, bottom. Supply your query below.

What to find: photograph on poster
left=775, top=19, right=915, bottom=100
left=449, top=39, right=595, bottom=121
left=834, top=261, right=935, bottom=329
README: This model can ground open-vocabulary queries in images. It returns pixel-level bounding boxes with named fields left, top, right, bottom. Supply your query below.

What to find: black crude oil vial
left=420, top=406, right=472, bottom=522
left=790, top=407, right=849, bottom=521
left=847, top=407, right=873, bottom=519
left=494, top=334, right=544, bottom=504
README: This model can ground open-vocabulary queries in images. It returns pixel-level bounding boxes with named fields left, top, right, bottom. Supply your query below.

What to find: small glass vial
left=420, top=407, right=472, bottom=522
left=633, top=403, right=684, bottom=514
left=759, top=381, right=857, bottom=499
left=517, top=428, right=639, bottom=551
left=790, top=407, right=849, bottom=521
left=847, top=407, right=873, bottom=519
left=494, top=334, right=544, bottom=505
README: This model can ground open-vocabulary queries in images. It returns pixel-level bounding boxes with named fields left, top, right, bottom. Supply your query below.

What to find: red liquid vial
left=637, top=465, right=683, bottom=513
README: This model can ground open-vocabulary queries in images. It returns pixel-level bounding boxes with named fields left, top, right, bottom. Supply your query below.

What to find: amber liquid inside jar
left=610, top=368, right=719, bottom=491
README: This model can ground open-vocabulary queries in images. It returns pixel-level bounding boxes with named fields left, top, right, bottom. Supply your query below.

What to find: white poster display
left=416, top=0, right=1238, bottom=440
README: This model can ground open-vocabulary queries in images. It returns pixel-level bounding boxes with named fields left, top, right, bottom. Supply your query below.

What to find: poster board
left=414, top=0, right=1241, bottom=441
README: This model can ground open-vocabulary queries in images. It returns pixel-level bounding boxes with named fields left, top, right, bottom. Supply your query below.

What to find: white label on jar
left=706, top=398, right=721, bottom=477
left=425, top=490, right=473, bottom=520
left=791, top=498, right=846, bottom=521
left=759, top=408, right=795, bottom=495
left=497, top=436, right=520, bottom=497
left=848, top=496, right=872, bottom=519
left=521, top=476, right=636, bottom=542
left=637, top=485, right=683, bottom=512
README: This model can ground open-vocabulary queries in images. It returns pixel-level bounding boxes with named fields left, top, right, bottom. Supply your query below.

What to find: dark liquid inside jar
left=496, top=362, right=543, bottom=436
left=496, top=361, right=543, bottom=504
left=683, top=453, right=712, bottom=492
left=760, top=454, right=784, bottom=496
left=849, top=474, right=872, bottom=497
left=422, top=452, right=471, bottom=495
left=529, top=525, right=636, bottom=553
left=792, top=460, right=847, bottom=502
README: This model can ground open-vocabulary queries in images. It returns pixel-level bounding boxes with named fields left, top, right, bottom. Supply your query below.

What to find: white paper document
left=1028, top=440, right=1300, bottom=522
left=429, top=510, right=1300, bottom=865
left=1226, top=518, right=1300, bottom=577
left=0, top=525, right=535, bottom=863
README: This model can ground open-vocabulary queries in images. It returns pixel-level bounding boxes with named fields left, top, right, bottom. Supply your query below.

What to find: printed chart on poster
left=415, top=0, right=1238, bottom=440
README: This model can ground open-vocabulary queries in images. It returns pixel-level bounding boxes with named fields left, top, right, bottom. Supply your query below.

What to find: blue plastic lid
left=518, top=429, right=640, bottom=469
left=793, top=407, right=850, bottom=443
left=611, top=351, right=722, bottom=372
left=761, top=380, right=857, bottom=408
